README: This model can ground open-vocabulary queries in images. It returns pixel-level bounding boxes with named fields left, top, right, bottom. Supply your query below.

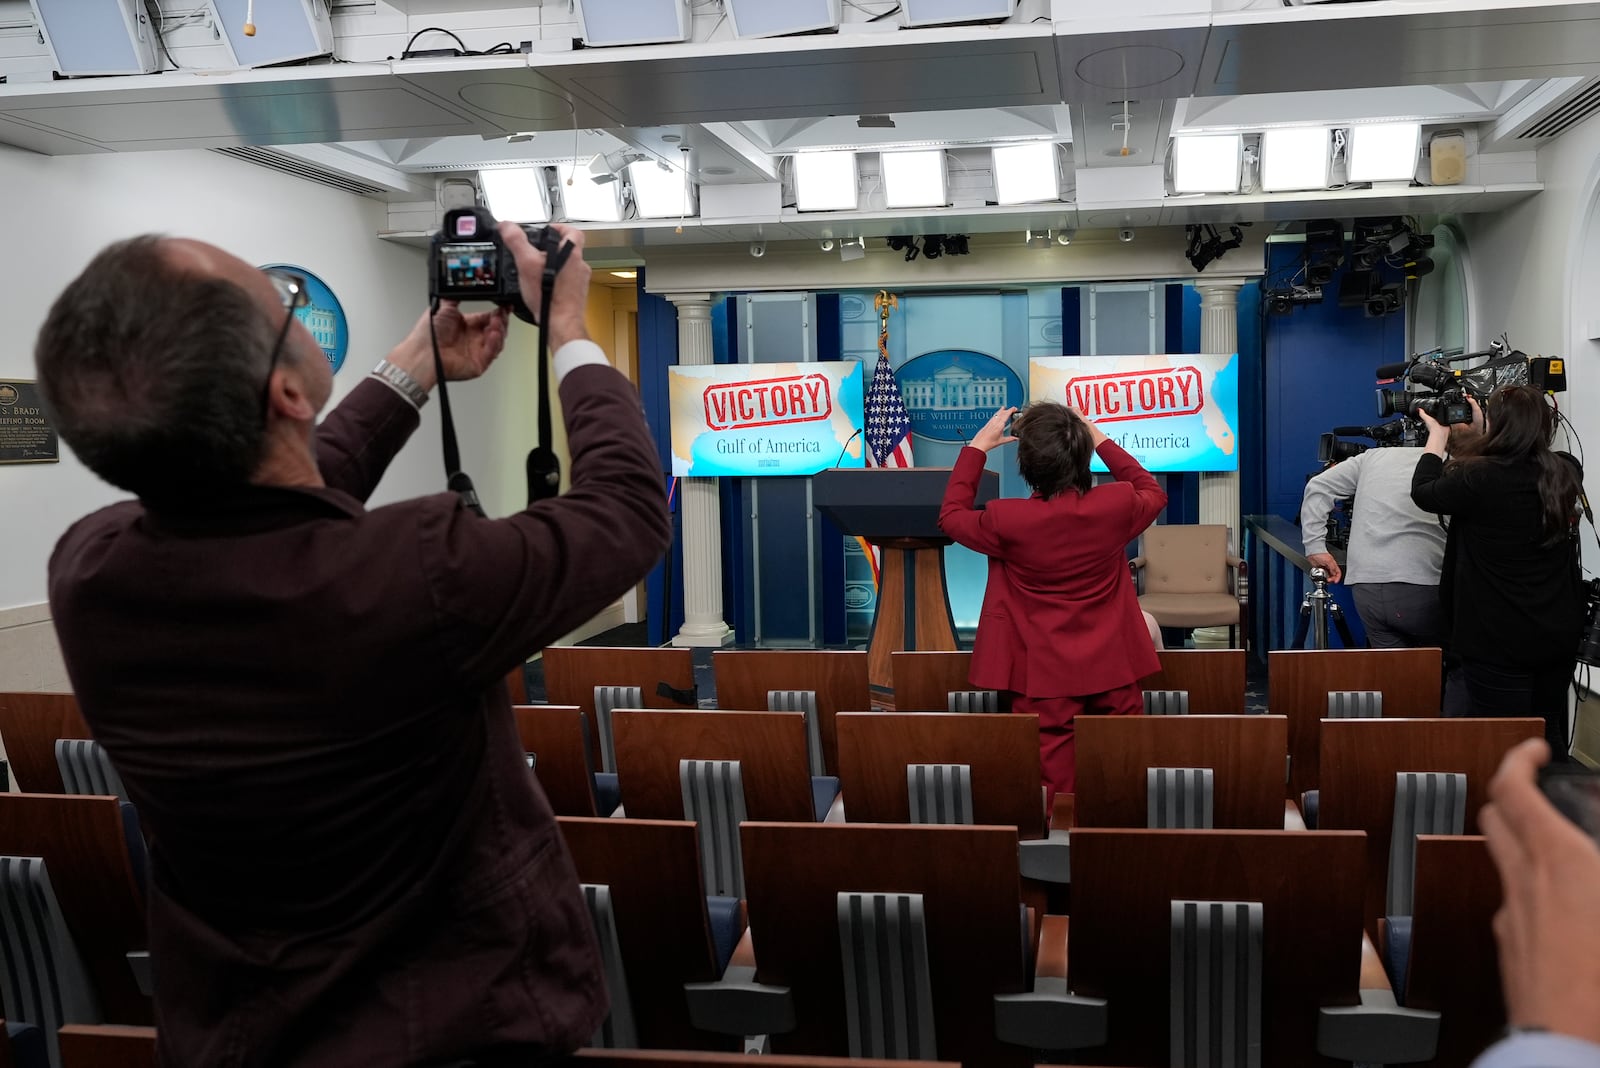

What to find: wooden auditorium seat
left=1069, top=828, right=1409, bottom=1067
left=888, top=652, right=975, bottom=713
left=576, top=1052, right=962, bottom=1066
left=1318, top=717, right=1541, bottom=930
left=0, top=795, right=148, bottom=1025
left=713, top=650, right=870, bottom=775
left=731, top=822, right=1034, bottom=1068
left=0, top=693, right=91, bottom=793
left=612, top=711, right=816, bottom=823
left=1074, top=714, right=1290, bottom=829
left=1136, top=649, right=1247, bottom=713
left=57, top=1026, right=155, bottom=1068
left=833, top=712, right=1045, bottom=837
left=514, top=705, right=605, bottom=816
left=559, top=817, right=737, bottom=1052
left=1396, top=835, right=1505, bottom=1068
left=1268, top=648, right=1443, bottom=798
left=542, top=647, right=698, bottom=767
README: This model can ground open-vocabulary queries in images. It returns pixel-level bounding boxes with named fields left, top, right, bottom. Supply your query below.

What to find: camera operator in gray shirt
left=1300, top=446, right=1447, bottom=648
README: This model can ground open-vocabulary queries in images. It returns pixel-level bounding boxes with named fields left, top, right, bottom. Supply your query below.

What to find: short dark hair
left=1013, top=401, right=1094, bottom=499
left=35, top=236, right=279, bottom=500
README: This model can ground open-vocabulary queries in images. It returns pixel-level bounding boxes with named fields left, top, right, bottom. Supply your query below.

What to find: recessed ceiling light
left=662, top=133, right=682, bottom=143
left=610, top=270, right=638, bottom=279
left=704, top=165, right=735, bottom=176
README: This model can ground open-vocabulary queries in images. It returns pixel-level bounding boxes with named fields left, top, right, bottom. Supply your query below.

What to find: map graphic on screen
left=669, top=362, right=867, bottom=477
left=1029, top=354, right=1239, bottom=473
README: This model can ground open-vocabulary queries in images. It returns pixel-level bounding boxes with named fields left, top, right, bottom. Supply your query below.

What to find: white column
left=1195, top=280, right=1243, bottom=648
left=668, top=293, right=734, bottom=648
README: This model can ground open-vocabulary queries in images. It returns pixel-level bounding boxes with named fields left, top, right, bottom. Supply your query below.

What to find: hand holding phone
left=1538, top=763, right=1600, bottom=845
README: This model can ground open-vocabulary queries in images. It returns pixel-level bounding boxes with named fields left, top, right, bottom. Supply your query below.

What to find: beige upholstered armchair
left=1130, top=524, right=1247, bottom=648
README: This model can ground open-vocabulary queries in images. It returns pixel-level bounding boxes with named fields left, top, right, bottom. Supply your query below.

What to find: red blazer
left=939, top=441, right=1167, bottom=698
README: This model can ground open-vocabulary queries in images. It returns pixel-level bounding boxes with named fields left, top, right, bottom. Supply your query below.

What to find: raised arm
left=1411, top=404, right=1484, bottom=517
left=1095, top=438, right=1168, bottom=541
left=938, top=407, right=1015, bottom=557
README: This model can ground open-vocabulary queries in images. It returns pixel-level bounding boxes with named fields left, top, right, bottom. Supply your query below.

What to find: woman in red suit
left=939, top=402, right=1168, bottom=800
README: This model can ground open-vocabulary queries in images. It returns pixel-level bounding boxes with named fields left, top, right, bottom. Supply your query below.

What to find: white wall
left=0, top=146, right=545, bottom=621
left=1460, top=112, right=1600, bottom=472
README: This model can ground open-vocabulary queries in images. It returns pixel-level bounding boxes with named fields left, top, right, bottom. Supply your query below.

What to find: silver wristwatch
left=371, top=360, right=429, bottom=409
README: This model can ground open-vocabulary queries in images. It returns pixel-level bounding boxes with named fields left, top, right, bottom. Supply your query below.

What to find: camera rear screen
left=1540, top=766, right=1600, bottom=845
left=439, top=242, right=499, bottom=291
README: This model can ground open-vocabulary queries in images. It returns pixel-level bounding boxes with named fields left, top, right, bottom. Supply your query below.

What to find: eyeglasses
left=260, top=270, right=310, bottom=423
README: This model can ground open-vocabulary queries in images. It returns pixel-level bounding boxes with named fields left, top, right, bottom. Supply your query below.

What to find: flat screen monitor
left=1028, top=354, right=1240, bottom=473
left=669, top=361, right=866, bottom=477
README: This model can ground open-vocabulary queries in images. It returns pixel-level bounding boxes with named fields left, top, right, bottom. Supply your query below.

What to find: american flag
left=864, top=352, right=914, bottom=469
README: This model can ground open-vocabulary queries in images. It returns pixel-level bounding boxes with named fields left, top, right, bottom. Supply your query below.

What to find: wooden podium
left=815, top=467, right=999, bottom=704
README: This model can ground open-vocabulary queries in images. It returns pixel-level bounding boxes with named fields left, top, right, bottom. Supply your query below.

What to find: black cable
left=402, top=26, right=469, bottom=57
left=145, top=1, right=181, bottom=70
left=869, top=3, right=901, bottom=21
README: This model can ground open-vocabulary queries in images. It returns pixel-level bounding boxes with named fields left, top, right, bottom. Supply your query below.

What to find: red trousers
left=1013, top=684, right=1144, bottom=801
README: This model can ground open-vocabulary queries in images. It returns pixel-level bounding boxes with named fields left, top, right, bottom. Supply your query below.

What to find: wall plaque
left=0, top=380, right=58, bottom=465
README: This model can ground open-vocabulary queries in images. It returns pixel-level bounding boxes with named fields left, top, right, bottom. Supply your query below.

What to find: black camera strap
left=526, top=237, right=577, bottom=505
left=428, top=300, right=485, bottom=518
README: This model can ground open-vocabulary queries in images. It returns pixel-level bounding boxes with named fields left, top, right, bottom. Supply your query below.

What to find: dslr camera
left=428, top=207, right=558, bottom=324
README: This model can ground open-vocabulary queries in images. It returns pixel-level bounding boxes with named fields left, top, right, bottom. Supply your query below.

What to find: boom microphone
left=1374, top=362, right=1412, bottom=381
left=1331, top=426, right=1377, bottom=437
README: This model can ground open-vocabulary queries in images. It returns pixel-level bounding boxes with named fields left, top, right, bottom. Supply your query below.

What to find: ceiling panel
left=1055, top=19, right=1211, bottom=105
left=393, top=57, right=623, bottom=134
left=542, top=34, right=1062, bottom=126
left=1201, top=3, right=1600, bottom=97
left=0, top=67, right=494, bottom=153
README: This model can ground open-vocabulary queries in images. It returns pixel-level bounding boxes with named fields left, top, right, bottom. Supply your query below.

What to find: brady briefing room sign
left=668, top=362, right=867, bottom=477
left=1029, top=354, right=1240, bottom=473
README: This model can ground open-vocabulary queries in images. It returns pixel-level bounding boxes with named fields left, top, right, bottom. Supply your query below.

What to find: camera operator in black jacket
left=1411, top=385, right=1584, bottom=755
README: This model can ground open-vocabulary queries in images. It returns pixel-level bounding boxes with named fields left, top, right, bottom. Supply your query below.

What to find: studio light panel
left=30, top=0, right=158, bottom=76
left=901, top=0, right=1019, bottom=27
left=1348, top=122, right=1422, bottom=184
left=881, top=150, right=948, bottom=209
left=573, top=0, right=692, bottom=46
left=794, top=151, right=860, bottom=212
left=726, top=0, right=841, bottom=39
left=558, top=163, right=625, bottom=222
left=480, top=168, right=551, bottom=224
left=992, top=142, right=1059, bottom=205
left=1172, top=134, right=1242, bottom=194
left=1261, top=127, right=1332, bottom=192
left=627, top=159, right=695, bottom=218
left=209, top=0, right=333, bottom=67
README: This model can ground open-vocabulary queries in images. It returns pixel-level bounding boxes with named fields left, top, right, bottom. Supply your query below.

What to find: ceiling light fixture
left=1347, top=122, right=1422, bottom=184
left=626, top=159, right=694, bottom=219
left=610, top=270, right=639, bottom=279
left=29, top=0, right=159, bottom=75
left=794, top=151, right=860, bottom=212
left=1261, top=127, right=1332, bottom=192
left=210, top=0, right=333, bottom=67
left=900, top=0, right=1018, bottom=27
left=839, top=237, right=867, bottom=262
left=992, top=142, right=1060, bottom=205
left=725, top=0, right=841, bottom=39
left=556, top=162, right=624, bottom=222
left=479, top=168, right=551, bottom=224
left=572, top=0, right=692, bottom=46
left=1171, top=134, right=1243, bottom=194
left=1026, top=229, right=1054, bottom=249
left=881, top=149, right=949, bottom=209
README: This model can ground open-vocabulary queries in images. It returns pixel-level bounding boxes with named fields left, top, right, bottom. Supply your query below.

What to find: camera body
left=1579, top=578, right=1600, bottom=667
left=428, top=207, right=555, bottom=324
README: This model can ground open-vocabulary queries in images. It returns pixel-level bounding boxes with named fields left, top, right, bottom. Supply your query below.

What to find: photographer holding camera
left=1411, top=386, right=1584, bottom=754
left=1300, top=444, right=1447, bottom=648
left=35, top=221, right=669, bottom=1066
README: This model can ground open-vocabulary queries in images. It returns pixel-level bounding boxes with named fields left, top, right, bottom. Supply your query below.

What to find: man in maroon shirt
left=35, top=222, right=669, bottom=1066
left=940, top=402, right=1166, bottom=801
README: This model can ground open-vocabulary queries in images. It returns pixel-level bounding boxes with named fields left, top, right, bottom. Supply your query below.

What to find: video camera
left=1373, top=343, right=1567, bottom=428
left=428, top=207, right=559, bottom=324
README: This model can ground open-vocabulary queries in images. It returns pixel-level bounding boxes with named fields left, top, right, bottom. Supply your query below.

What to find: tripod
left=1290, top=567, right=1359, bottom=650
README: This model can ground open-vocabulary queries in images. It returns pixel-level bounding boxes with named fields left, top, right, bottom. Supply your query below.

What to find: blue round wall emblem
left=259, top=264, right=349, bottom=373
left=896, top=349, right=1026, bottom=443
